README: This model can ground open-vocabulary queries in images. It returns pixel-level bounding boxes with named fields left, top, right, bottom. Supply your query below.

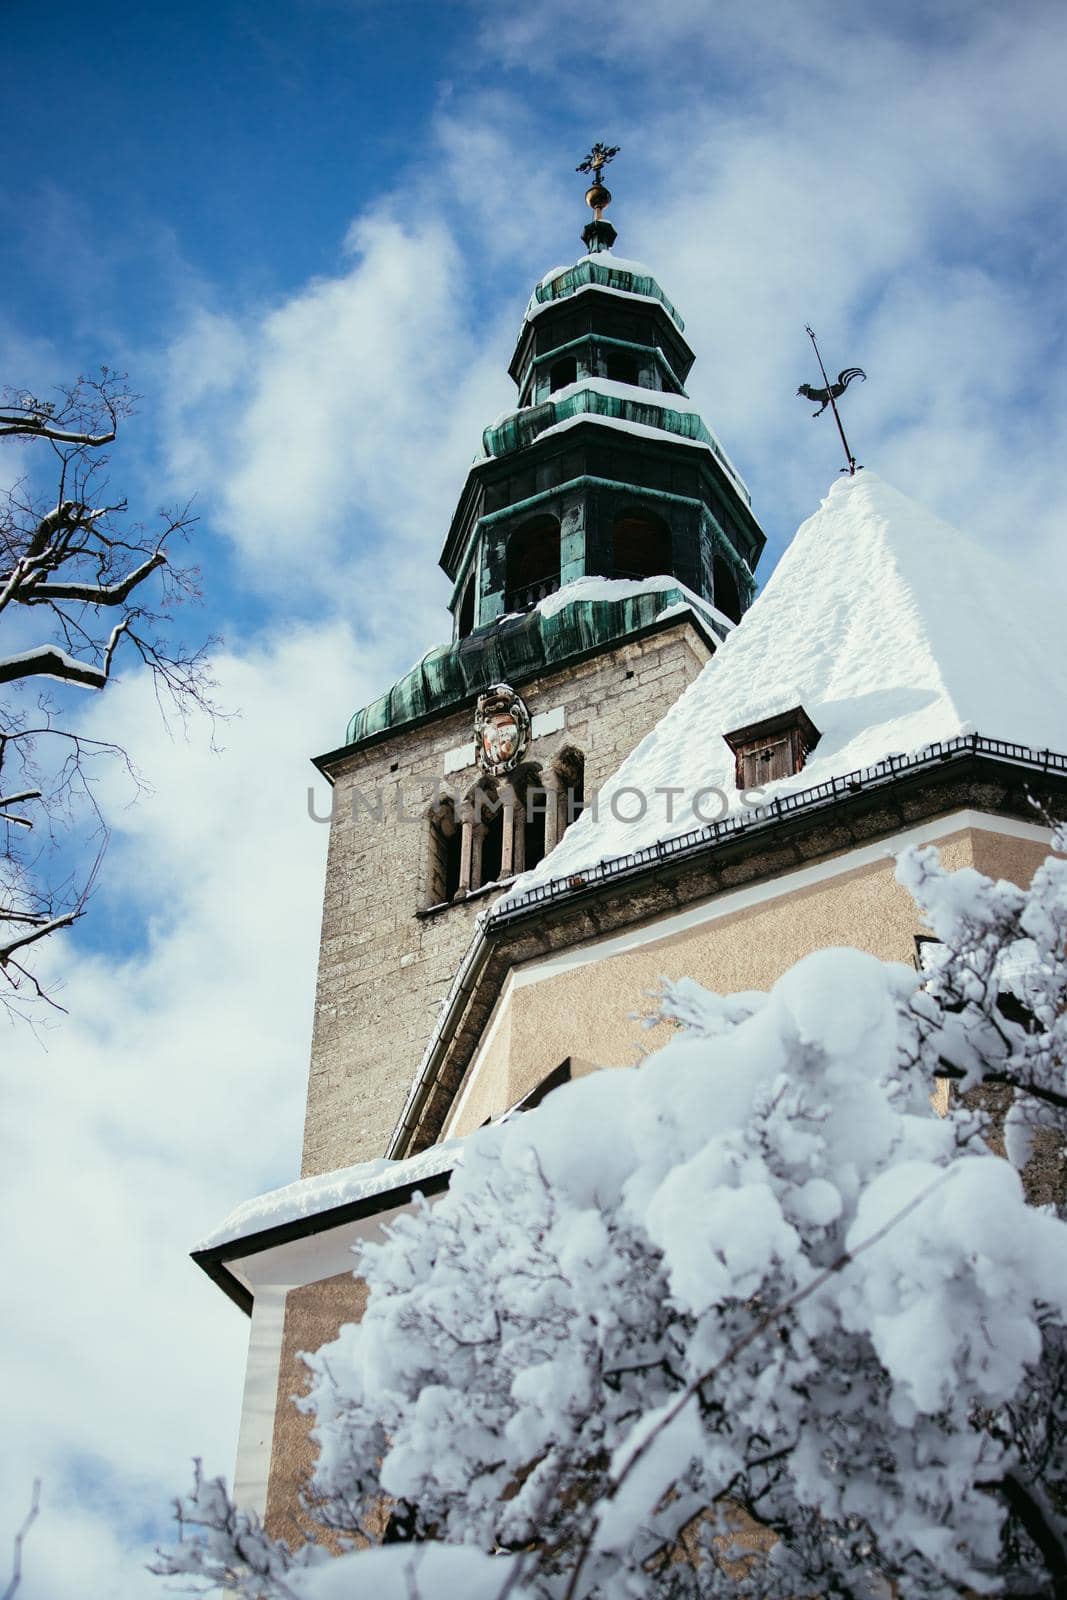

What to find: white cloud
left=6, top=7, right=1067, bottom=1592
left=164, top=207, right=515, bottom=631
left=1, top=620, right=395, bottom=1597
left=474, top=1, right=1067, bottom=558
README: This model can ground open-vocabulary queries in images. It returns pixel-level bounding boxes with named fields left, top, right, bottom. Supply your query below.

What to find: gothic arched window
left=425, top=797, right=463, bottom=908
left=713, top=553, right=743, bottom=624
left=612, top=508, right=672, bottom=582
left=506, top=515, right=561, bottom=612
left=512, top=764, right=547, bottom=874
left=555, top=746, right=584, bottom=834
left=549, top=355, right=577, bottom=393
left=477, top=783, right=505, bottom=887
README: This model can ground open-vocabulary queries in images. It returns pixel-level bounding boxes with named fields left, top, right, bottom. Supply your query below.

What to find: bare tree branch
left=0, top=906, right=81, bottom=964
left=18, top=547, right=165, bottom=606
left=0, top=369, right=217, bottom=1014
left=1, top=1480, right=40, bottom=1600
left=0, top=416, right=117, bottom=446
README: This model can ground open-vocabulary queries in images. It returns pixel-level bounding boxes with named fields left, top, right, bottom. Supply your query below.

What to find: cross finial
left=576, top=142, right=620, bottom=180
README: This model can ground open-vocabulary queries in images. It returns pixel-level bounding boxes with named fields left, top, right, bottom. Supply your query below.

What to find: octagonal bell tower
left=441, top=156, right=761, bottom=646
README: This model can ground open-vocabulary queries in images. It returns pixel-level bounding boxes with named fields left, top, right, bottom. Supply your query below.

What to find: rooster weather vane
left=797, top=325, right=866, bottom=476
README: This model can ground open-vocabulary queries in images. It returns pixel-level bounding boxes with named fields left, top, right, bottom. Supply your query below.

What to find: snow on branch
left=156, top=840, right=1067, bottom=1600
left=0, top=631, right=125, bottom=689
left=0, top=368, right=215, bottom=1013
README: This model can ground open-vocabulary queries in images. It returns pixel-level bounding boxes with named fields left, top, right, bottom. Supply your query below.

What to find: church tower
left=195, top=168, right=1067, bottom=1535
left=302, top=150, right=767, bottom=1176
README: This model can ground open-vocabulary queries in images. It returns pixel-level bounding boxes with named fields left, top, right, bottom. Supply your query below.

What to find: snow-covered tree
left=158, top=838, right=1067, bottom=1599
left=0, top=373, right=213, bottom=1010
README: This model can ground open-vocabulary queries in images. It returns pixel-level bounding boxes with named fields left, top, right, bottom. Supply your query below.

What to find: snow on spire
left=499, top=471, right=1067, bottom=899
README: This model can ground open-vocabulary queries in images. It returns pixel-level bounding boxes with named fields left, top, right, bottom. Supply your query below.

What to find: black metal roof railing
left=485, top=733, right=1067, bottom=928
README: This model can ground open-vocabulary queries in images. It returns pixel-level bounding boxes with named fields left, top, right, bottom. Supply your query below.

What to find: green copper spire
left=577, top=141, right=619, bottom=254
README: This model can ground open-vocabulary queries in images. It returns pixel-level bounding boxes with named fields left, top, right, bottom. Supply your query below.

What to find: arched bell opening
left=605, top=351, right=639, bottom=385
left=549, top=355, right=577, bottom=393
left=713, top=552, right=743, bottom=624
left=611, top=507, right=673, bottom=583
left=505, top=515, right=561, bottom=613
left=457, top=573, right=475, bottom=639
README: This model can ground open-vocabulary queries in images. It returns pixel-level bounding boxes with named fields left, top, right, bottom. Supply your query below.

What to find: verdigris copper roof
left=481, top=382, right=750, bottom=506
left=344, top=582, right=729, bottom=748
left=526, top=256, right=684, bottom=331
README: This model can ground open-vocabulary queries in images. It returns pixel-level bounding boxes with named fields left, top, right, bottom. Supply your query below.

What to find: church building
left=193, top=156, right=1067, bottom=1544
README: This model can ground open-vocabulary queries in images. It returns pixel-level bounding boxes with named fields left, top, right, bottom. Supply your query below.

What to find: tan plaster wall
left=265, top=1272, right=368, bottom=1549
left=446, top=826, right=1052, bottom=1136
left=302, top=622, right=711, bottom=1175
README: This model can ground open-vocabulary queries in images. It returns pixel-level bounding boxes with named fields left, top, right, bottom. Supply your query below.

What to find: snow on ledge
left=195, top=1140, right=461, bottom=1254
left=532, top=571, right=735, bottom=639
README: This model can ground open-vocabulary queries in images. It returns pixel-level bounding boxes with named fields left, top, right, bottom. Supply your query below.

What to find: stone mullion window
left=500, top=779, right=521, bottom=878
left=541, top=767, right=562, bottom=855
left=457, top=801, right=476, bottom=899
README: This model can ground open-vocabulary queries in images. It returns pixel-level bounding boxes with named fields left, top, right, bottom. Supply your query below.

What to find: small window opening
left=713, top=553, right=743, bottom=624
left=521, top=773, right=548, bottom=872
left=549, top=355, right=577, bottom=393
left=480, top=807, right=504, bottom=885
left=605, top=352, right=638, bottom=385
left=612, top=508, right=672, bottom=582
left=457, top=574, right=475, bottom=638
left=426, top=799, right=463, bottom=907
left=506, top=515, right=561, bottom=612
left=556, top=747, right=585, bottom=833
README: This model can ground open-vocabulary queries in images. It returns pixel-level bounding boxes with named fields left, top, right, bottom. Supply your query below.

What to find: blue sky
left=3, top=2, right=1067, bottom=1594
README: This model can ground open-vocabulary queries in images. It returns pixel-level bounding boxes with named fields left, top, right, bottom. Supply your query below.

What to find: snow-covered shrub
left=158, top=840, right=1067, bottom=1598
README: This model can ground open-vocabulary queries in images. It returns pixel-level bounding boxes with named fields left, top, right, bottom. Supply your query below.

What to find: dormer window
left=723, top=706, right=821, bottom=790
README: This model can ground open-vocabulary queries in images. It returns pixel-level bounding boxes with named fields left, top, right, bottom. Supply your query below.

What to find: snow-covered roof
left=522, top=252, right=685, bottom=332
left=341, top=573, right=733, bottom=749
left=194, top=1140, right=460, bottom=1254
left=498, top=471, right=1067, bottom=902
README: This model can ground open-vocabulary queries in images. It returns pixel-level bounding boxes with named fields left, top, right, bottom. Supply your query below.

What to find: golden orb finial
left=576, top=142, right=620, bottom=219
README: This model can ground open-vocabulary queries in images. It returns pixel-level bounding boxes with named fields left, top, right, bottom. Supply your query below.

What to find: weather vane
left=577, top=142, right=620, bottom=178
left=577, top=143, right=620, bottom=252
left=797, top=326, right=866, bottom=476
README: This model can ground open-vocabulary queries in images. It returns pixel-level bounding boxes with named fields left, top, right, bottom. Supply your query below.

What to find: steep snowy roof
left=499, top=471, right=1067, bottom=902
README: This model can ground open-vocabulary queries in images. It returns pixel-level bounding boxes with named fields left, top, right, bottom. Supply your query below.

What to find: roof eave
left=191, top=1168, right=454, bottom=1316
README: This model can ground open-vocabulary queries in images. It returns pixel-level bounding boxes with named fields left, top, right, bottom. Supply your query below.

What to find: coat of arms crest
left=474, top=683, right=531, bottom=776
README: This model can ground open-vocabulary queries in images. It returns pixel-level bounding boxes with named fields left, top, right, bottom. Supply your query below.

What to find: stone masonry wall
left=301, top=619, right=712, bottom=1176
